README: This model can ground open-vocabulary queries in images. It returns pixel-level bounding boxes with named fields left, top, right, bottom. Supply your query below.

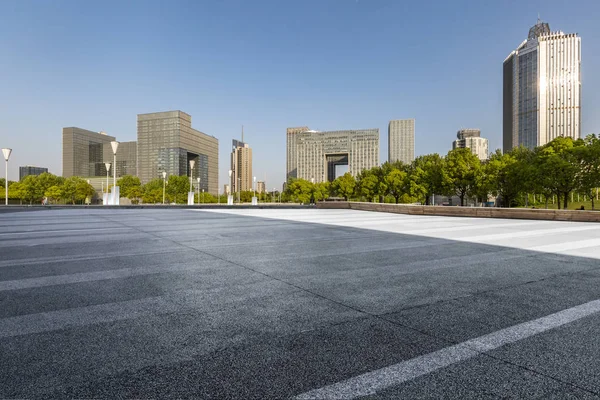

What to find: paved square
left=1, top=208, right=599, bottom=398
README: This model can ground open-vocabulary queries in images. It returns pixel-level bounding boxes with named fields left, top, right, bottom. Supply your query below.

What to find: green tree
left=574, top=134, right=600, bottom=210
left=312, top=182, right=330, bottom=202
left=117, top=175, right=142, bottom=199
left=142, top=179, right=164, bottom=204
left=331, top=173, right=356, bottom=201
left=165, top=175, right=189, bottom=204
left=445, top=148, right=481, bottom=206
left=385, top=169, right=407, bottom=204
left=356, top=170, right=378, bottom=202
left=412, top=154, right=449, bottom=205
left=284, top=178, right=313, bottom=203
left=45, top=185, right=63, bottom=204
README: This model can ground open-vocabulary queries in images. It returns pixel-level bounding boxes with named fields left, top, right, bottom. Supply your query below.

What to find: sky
left=1, top=0, right=599, bottom=186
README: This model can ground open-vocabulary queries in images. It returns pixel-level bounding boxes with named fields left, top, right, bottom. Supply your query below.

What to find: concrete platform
left=1, top=208, right=599, bottom=398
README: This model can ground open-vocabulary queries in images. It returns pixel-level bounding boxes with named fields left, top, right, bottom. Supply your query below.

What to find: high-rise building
left=388, top=119, right=415, bottom=164
left=452, top=129, right=489, bottom=161
left=230, top=137, right=252, bottom=193
left=503, top=20, right=581, bottom=152
left=137, top=111, right=218, bottom=195
left=62, top=128, right=115, bottom=178
left=286, top=127, right=379, bottom=183
left=286, top=126, right=309, bottom=181
left=63, top=127, right=137, bottom=179
left=257, top=181, right=266, bottom=194
left=224, top=184, right=230, bottom=195
left=19, top=166, right=48, bottom=181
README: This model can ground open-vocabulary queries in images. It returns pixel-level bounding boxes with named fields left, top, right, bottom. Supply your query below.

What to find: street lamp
left=162, top=171, right=167, bottom=205
left=196, top=177, right=200, bottom=205
left=253, top=176, right=256, bottom=198
left=2, top=148, right=12, bottom=206
left=110, top=141, right=119, bottom=204
left=189, top=159, right=195, bottom=193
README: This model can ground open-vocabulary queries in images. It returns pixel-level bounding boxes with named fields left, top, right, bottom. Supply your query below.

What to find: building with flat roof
left=287, top=127, right=379, bottom=183
left=503, top=20, right=581, bottom=151
left=19, top=166, right=48, bottom=181
left=137, top=111, right=218, bottom=195
left=62, top=128, right=116, bottom=178
left=388, top=119, right=415, bottom=164
left=230, top=137, right=252, bottom=193
left=452, top=129, right=489, bottom=161
left=257, top=181, right=266, bottom=194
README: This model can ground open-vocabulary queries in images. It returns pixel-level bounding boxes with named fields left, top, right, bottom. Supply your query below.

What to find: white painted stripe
left=295, top=298, right=600, bottom=399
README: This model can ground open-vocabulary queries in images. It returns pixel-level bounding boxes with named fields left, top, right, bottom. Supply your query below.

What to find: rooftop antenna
left=537, top=13, right=541, bottom=24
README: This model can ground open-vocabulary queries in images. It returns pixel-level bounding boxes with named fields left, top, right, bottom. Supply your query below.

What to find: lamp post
left=162, top=171, right=167, bottom=205
left=2, top=148, right=12, bottom=206
left=189, top=160, right=195, bottom=193
left=202, top=189, right=204, bottom=204
left=110, top=141, right=119, bottom=205
left=197, top=177, right=200, bottom=205
left=253, top=176, right=256, bottom=198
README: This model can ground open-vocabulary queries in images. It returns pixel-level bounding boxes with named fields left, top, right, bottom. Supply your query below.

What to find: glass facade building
left=287, top=127, right=379, bottom=183
left=62, top=127, right=116, bottom=178
left=388, top=119, right=415, bottom=164
left=137, top=111, right=218, bottom=195
left=19, top=166, right=48, bottom=181
left=503, top=21, right=581, bottom=152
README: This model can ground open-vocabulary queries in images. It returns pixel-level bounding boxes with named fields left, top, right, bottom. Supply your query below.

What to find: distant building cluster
left=62, top=110, right=218, bottom=195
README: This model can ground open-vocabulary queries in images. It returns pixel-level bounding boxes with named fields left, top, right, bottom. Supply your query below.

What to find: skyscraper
left=19, top=166, right=48, bottom=181
left=137, top=111, right=218, bottom=195
left=388, top=119, right=415, bottom=164
left=230, top=136, right=252, bottom=193
left=452, top=129, right=489, bottom=161
left=503, top=20, right=581, bottom=152
left=286, top=127, right=379, bottom=183
left=286, top=126, right=309, bottom=181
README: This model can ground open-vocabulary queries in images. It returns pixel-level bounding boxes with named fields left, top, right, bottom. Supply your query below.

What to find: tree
left=284, top=178, right=313, bottom=203
left=385, top=169, right=407, bottom=204
left=574, top=134, right=600, bottom=210
left=117, top=175, right=142, bottom=200
left=45, top=185, right=63, bottom=204
left=142, top=179, right=164, bottom=204
left=165, top=175, right=189, bottom=204
left=356, top=170, right=378, bottom=202
left=331, top=173, right=356, bottom=201
left=444, top=148, right=481, bottom=206
left=412, top=154, right=449, bottom=205
left=535, top=137, right=581, bottom=210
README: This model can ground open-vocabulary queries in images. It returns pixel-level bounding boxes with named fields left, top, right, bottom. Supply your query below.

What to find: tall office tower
left=19, top=166, right=48, bottom=181
left=137, top=111, right=219, bottom=195
left=286, top=126, right=309, bottom=180
left=503, top=20, right=581, bottom=152
left=257, top=181, right=266, bottom=194
left=286, top=127, right=379, bottom=183
left=388, top=119, right=415, bottom=164
left=230, top=138, right=252, bottom=193
left=63, top=128, right=116, bottom=177
left=452, top=129, right=489, bottom=161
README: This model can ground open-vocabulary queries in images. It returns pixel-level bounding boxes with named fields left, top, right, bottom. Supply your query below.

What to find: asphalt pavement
left=1, top=208, right=599, bottom=399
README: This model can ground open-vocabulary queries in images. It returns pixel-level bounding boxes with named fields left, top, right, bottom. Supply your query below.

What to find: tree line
left=283, top=135, right=600, bottom=210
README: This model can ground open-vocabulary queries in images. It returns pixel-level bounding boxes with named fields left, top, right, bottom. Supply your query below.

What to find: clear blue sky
left=1, top=0, right=599, bottom=186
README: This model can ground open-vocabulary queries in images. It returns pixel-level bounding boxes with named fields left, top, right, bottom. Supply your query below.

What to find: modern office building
left=452, top=129, right=489, bottom=161
left=287, top=127, right=379, bottom=183
left=62, top=127, right=137, bottom=179
left=503, top=20, right=581, bottom=152
left=388, top=119, right=415, bottom=164
left=62, top=128, right=116, bottom=178
left=257, top=181, right=266, bottom=194
left=137, top=111, right=218, bottom=195
left=19, top=166, right=48, bottom=181
left=286, top=126, right=310, bottom=181
left=230, top=138, right=252, bottom=193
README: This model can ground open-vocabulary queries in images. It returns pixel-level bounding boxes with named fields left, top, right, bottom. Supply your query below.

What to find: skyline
left=1, top=0, right=600, bottom=183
